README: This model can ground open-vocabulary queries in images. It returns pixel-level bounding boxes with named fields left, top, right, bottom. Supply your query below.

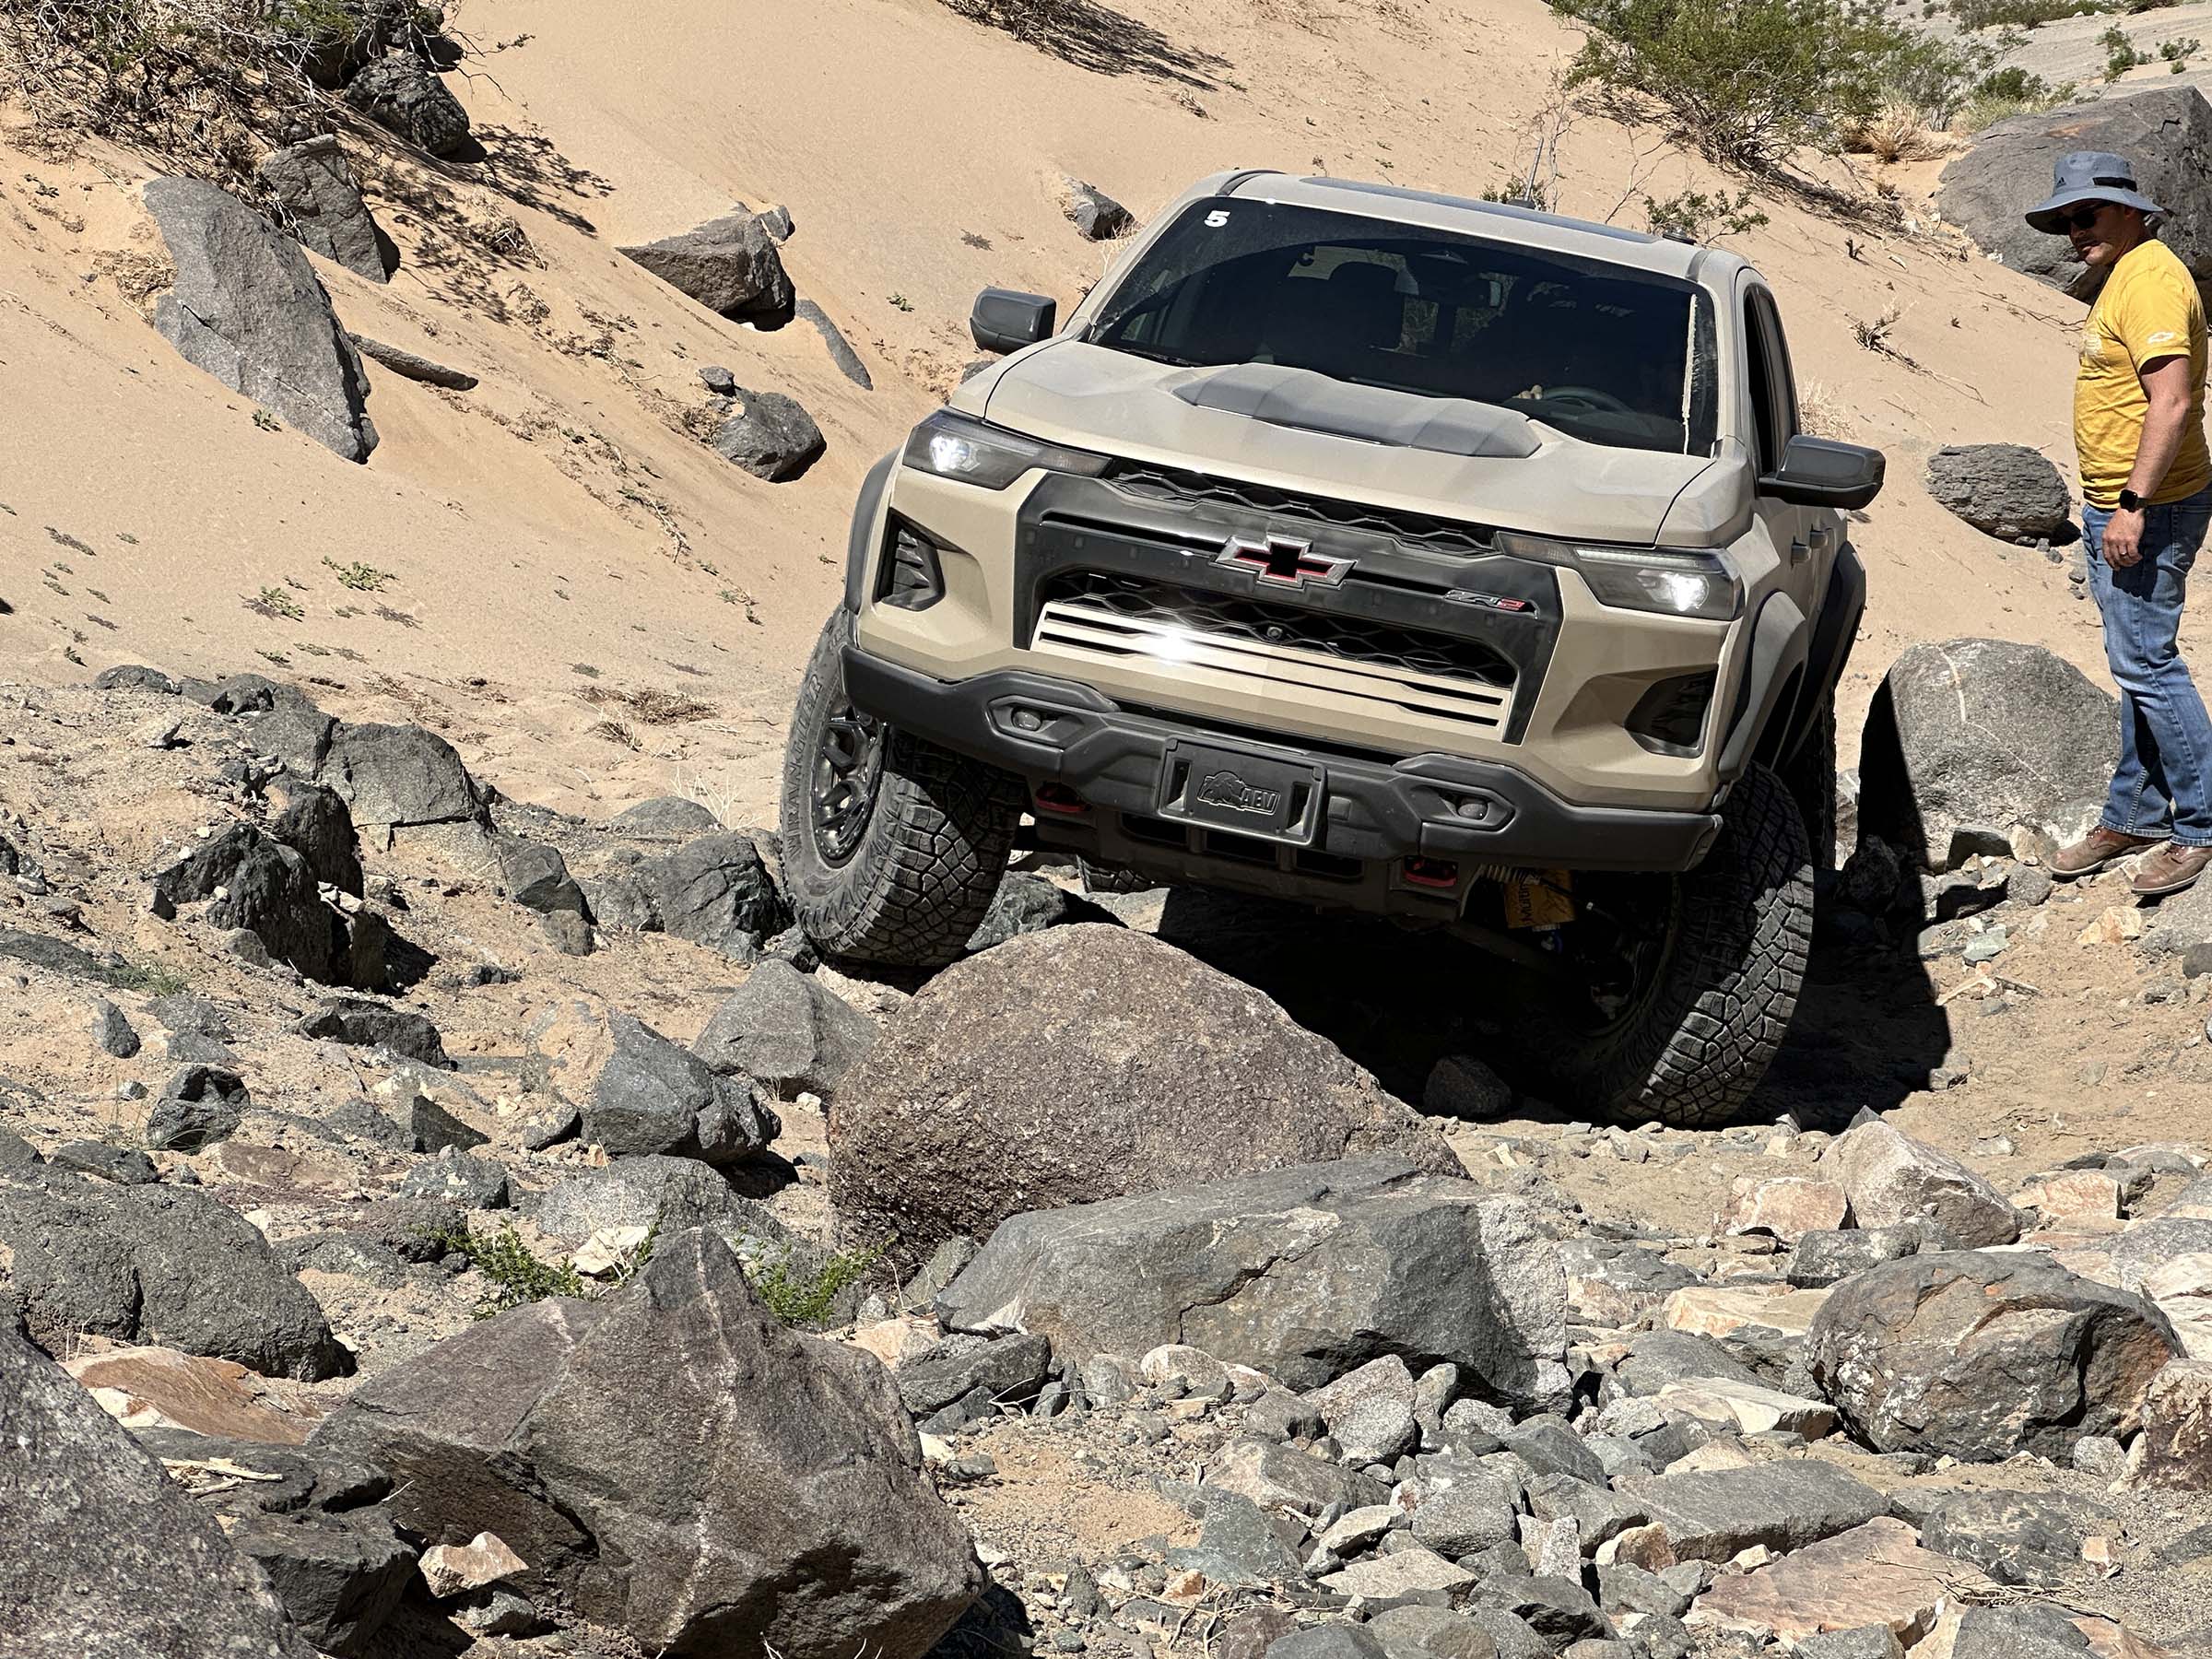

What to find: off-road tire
left=1783, top=694, right=1838, bottom=878
left=779, top=608, right=1022, bottom=967
left=1557, top=764, right=1815, bottom=1128
left=1077, top=857, right=1158, bottom=895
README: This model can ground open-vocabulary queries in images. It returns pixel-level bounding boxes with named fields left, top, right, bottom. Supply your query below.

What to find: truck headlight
left=1497, top=534, right=1742, bottom=622
left=900, top=410, right=1109, bottom=489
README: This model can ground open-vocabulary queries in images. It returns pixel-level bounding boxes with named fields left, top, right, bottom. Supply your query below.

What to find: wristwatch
left=2119, top=488, right=2144, bottom=512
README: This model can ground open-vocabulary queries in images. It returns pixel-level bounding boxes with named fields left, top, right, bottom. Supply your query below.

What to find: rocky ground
left=3, top=640, right=2212, bottom=1659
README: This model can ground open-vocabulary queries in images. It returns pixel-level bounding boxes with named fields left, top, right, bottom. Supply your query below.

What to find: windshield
left=1087, top=197, right=1719, bottom=456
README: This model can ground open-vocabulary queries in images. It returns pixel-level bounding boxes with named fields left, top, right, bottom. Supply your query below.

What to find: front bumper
left=845, top=646, right=1724, bottom=877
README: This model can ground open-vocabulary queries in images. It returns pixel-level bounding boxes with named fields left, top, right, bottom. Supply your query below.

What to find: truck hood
left=976, top=341, right=1748, bottom=547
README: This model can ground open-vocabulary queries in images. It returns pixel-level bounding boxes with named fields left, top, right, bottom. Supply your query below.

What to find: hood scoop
left=1171, top=363, right=1541, bottom=460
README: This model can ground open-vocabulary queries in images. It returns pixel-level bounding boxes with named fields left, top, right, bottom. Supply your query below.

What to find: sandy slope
left=0, top=0, right=2180, bottom=828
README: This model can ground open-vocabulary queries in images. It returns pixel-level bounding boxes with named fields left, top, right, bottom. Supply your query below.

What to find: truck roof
left=1217, top=171, right=1743, bottom=288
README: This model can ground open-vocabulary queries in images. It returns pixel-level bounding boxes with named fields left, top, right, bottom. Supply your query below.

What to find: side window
left=1743, top=295, right=1781, bottom=475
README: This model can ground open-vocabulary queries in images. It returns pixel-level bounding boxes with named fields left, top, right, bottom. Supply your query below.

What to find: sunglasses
left=2062, top=205, right=2114, bottom=232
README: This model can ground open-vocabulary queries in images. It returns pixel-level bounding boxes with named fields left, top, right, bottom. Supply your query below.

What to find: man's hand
left=2105, top=505, right=2147, bottom=568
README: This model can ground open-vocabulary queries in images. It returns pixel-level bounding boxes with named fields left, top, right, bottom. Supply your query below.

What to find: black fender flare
left=1717, top=588, right=1808, bottom=781
left=1783, top=540, right=1865, bottom=763
left=841, top=449, right=900, bottom=613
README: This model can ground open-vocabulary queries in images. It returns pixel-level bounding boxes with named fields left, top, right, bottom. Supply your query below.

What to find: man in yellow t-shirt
left=2034, top=152, right=2212, bottom=898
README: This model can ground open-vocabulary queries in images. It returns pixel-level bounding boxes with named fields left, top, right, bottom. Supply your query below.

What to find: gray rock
left=1947, top=1606, right=2093, bottom=1659
left=898, top=1235, right=979, bottom=1312
left=146, top=1064, right=249, bottom=1151
left=149, top=821, right=347, bottom=983
left=1307, top=1356, right=1419, bottom=1465
left=700, top=364, right=737, bottom=395
left=311, top=1229, right=982, bottom=1657
left=0, top=1322, right=315, bottom=1657
left=1206, top=1437, right=1391, bottom=1517
left=1920, top=1489, right=2103, bottom=1585
left=94, top=664, right=182, bottom=694
left=349, top=334, right=477, bottom=390
left=491, top=832, right=587, bottom=917
left=1831, top=1118, right=2021, bottom=1247
left=833, top=925, right=1460, bottom=1272
left=532, top=1005, right=779, bottom=1167
left=313, top=722, right=481, bottom=833
left=1806, top=1250, right=2181, bottom=1460
left=532, top=1155, right=785, bottom=1252
left=1924, top=444, right=2071, bottom=543
left=608, top=795, right=721, bottom=840
left=1618, top=1460, right=1884, bottom=1563
left=713, top=387, right=826, bottom=482
left=1267, top=1630, right=1386, bottom=1659
left=50, top=1141, right=159, bottom=1185
left=1794, top=1629, right=1904, bottom=1659
left=1527, top=1473, right=1647, bottom=1551
left=1936, top=86, right=2212, bottom=303
left=399, top=1153, right=510, bottom=1209
left=1064, top=178, right=1135, bottom=240
left=296, top=997, right=451, bottom=1065
left=965, top=870, right=1120, bottom=952
left=795, top=298, right=874, bottom=389
left=90, top=997, right=140, bottom=1058
left=618, top=213, right=794, bottom=320
left=1497, top=1418, right=1607, bottom=1485
left=406, top=1095, right=487, bottom=1155
left=1166, top=1487, right=1306, bottom=1589
left=897, top=1332, right=1052, bottom=1417
left=691, top=958, right=877, bottom=1099
left=256, top=135, right=394, bottom=283
left=266, top=775, right=364, bottom=895
left=1409, top=1477, right=1519, bottom=1556
left=0, top=1175, right=347, bottom=1379
left=643, top=831, right=787, bottom=954
left=1787, top=1225, right=1924, bottom=1288
left=1857, top=639, right=2117, bottom=871
left=1425, top=1053, right=1514, bottom=1118
left=0, top=927, right=120, bottom=981
left=938, top=1157, right=1566, bottom=1404
left=1365, top=1606, right=1504, bottom=1659
left=343, top=52, right=470, bottom=156
left=142, top=177, right=377, bottom=462
left=1467, top=1577, right=1612, bottom=1648
left=148, top=994, right=231, bottom=1039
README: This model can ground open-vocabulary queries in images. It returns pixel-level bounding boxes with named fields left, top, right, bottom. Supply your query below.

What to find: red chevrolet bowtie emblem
left=1217, top=533, right=1353, bottom=589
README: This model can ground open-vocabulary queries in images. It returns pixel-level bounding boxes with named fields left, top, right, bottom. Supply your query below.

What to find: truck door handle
left=1807, top=524, right=1834, bottom=554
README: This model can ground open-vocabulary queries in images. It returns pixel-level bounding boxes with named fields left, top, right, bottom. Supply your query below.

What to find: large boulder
left=1618, top=1461, right=1887, bottom=1564
left=691, top=959, right=877, bottom=1099
left=1855, top=639, right=2117, bottom=870
left=0, top=1321, right=315, bottom=1658
left=150, top=821, right=348, bottom=982
left=343, top=52, right=471, bottom=157
left=1806, top=1251, right=2180, bottom=1461
left=618, top=212, right=795, bottom=321
left=312, top=722, right=483, bottom=835
left=142, top=178, right=377, bottom=463
left=1924, top=444, right=2071, bottom=544
left=830, top=925, right=1459, bottom=1269
left=1936, top=86, right=2212, bottom=303
left=310, top=1229, right=982, bottom=1658
left=0, top=1175, right=350, bottom=1381
left=714, top=388, right=827, bottom=482
left=2127, top=1358, right=2212, bottom=1489
left=1830, top=1119, right=2021, bottom=1247
left=528, top=997, right=779, bottom=1167
left=936, top=1156, right=1569, bottom=1405
left=255, top=135, right=395, bottom=284
left=643, top=831, right=788, bottom=956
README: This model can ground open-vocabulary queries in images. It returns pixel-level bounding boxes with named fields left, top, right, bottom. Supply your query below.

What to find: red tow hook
left=1402, top=856, right=1460, bottom=889
left=1033, top=782, right=1090, bottom=816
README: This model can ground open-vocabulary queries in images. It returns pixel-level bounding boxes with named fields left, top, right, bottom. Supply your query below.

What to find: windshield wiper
left=1099, top=342, right=1201, bottom=368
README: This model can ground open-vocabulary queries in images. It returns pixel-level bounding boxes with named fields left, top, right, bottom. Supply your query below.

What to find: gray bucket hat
left=2025, top=150, right=2166, bottom=234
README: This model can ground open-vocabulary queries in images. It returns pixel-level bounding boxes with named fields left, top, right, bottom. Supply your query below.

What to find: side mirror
left=1760, top=433, right=1886, bottom=511
left=971, top=288, right=1057, bottom=355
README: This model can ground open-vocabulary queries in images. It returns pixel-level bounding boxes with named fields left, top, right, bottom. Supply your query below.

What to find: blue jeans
left=2084, top=484, right=2212, bottom=847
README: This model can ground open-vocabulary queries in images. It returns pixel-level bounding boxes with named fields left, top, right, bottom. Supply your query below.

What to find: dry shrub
left=1796, top=378, right=1851, bottom=440
left=1842, top=101, right=1940, bottom=163
left=578, top=685, right=716, bottom=725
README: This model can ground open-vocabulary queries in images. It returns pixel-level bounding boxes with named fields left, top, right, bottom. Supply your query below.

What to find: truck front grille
left=1106, top=463, right=1495, bottom=558
left=1031, top=571, right=1514, bottom=733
